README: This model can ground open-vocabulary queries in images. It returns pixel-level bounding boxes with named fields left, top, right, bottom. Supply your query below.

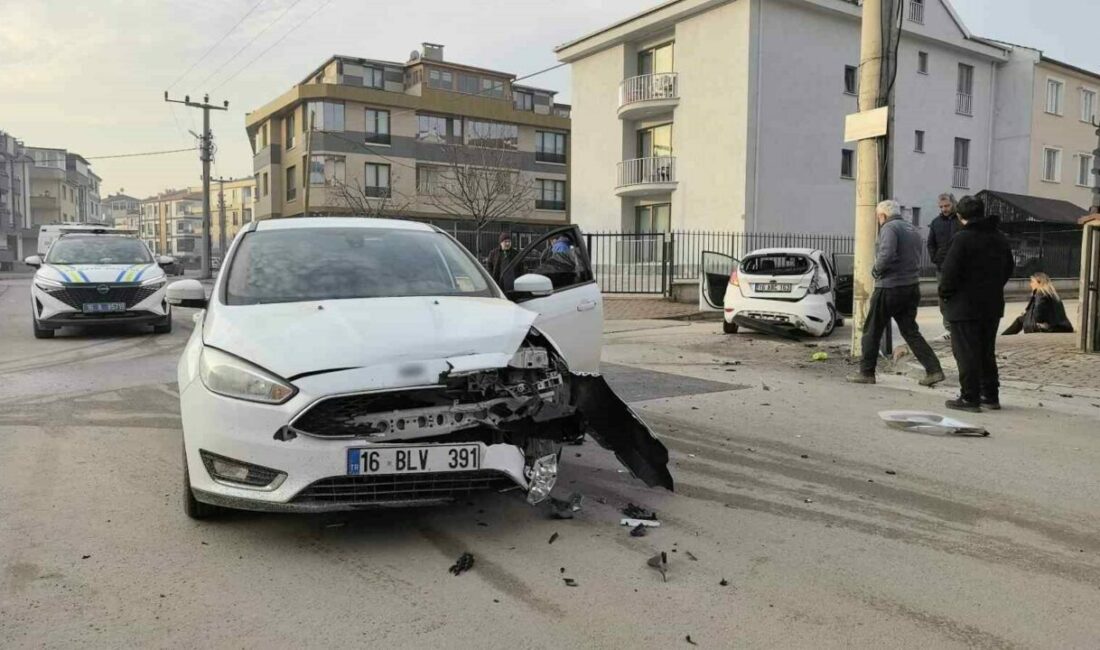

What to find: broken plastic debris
left=878, top=411, right=989, bottom=437
left=621, top=518, right=661, bottom=529
left=685, top=551, right=698, bottom=562
left=647, top=551, right=669, bottom=582
left=811, top=352, right=829, bottom=362
left=448, top=552, right=474, bottom=576
left=622, top=503, right=657, bottom=520
left=563, top=577, right=578, bottom=587
left=630, top=523, right=647, bottom=537
left=526, top=453, right=559, bottom=505
left=719, top=578, right=730, bottom=587
left=548, top=532, right=559, bottom=545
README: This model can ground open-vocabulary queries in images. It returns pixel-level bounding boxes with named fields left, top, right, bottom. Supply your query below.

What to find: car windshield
left=45, top=237, right=152, bottom=265
left=741, top=254, right=812, bottom=276
left=225, top=227, right=496, bottom=305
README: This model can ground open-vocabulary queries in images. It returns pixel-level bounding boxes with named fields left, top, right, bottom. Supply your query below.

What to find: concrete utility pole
left=850, top=0, right=887, bottom=353
left=164, top=92, right=228, bottom=280
left=302, top=109, right=316, bottom=218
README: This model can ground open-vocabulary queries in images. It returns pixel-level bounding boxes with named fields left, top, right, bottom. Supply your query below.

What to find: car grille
left=53, top=284, right=159, bottom=309
left=291, top=471, right=515, bottom=505
left=292, top=390, right=450, bottom=438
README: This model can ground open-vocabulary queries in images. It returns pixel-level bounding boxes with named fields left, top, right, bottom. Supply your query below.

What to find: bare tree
left=425, top=144, right=535, bottom=256
left=329, top=174, right=411, bottom=220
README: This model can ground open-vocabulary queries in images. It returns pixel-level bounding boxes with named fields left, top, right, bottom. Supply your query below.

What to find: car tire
left=32, top=318, right=55, bottom=339
left=183, top=454, right=221, bottom=520
left=722, top=320, right=739, bottom=334
left=821, top=305, right=838, bottom=337
left=153, top=310, right=173, bottom=334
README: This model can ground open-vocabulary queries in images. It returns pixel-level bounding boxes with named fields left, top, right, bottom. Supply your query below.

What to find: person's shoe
left=846, top=373, right=876, bottom=384
left=980, top=397, right=1001, bottom=410
left=919, top=371, right=946, bottom=387
left=945, top=398, right=981, bottom=413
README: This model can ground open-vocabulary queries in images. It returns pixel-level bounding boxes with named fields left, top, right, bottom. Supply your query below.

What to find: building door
left=636, top=124, right=673, bottom=159
left=634, top=204, right=671, bottom=233
left=638, top=43, right=674, bottom=76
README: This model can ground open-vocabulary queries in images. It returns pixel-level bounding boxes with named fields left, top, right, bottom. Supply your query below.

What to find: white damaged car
left=169, top=217, right=672, bottom=519
left=700, top=248, right=853, bottom=338
left=25, top=232, right=176, bottom=338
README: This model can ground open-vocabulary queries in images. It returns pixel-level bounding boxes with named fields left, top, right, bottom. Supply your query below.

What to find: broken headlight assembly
left=200, top=346, right=297, bottom=404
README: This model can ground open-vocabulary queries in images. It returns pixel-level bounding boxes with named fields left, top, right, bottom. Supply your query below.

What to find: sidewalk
left=603, top=295, right=702, bottom=321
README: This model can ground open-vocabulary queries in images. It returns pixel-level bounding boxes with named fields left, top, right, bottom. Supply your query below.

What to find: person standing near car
left=487, top=232, right=519, bottom=289
left=939, top=195, right=1014, bottom=412
left=847, top=200, right=945, bottom=386
left=928, top=193, right=961, bottom=336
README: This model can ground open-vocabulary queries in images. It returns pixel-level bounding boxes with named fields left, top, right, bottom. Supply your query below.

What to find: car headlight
left=34, top=277, right=65, bottom=293
left=141, top=276, right=167, bottom=290
left=199, top=347, right=296, bottom=404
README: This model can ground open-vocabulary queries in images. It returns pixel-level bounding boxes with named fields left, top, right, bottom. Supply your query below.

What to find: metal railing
left=617, top=156, right=676, bottom=188
left=363, top=186, right=391, bottom=198
left=952, top=166, right=969, bottom=189
left=908, top=0, right=924, bottom=22
left=535, top=199, right=566, bottom=211
left=364, top=132, right=391, bottom=145
left=619, top=72, right=680, bottom=108
left=535, top=151, right=566, bottom=164
left=956, top=92, right=973, bottom=116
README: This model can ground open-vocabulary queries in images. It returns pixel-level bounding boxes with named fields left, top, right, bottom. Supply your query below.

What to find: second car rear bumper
left=724, top=295, right=832, bottom=336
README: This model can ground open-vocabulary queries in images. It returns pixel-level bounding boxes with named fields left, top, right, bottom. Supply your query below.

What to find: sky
left=1, top=0, right=1097, bottom=199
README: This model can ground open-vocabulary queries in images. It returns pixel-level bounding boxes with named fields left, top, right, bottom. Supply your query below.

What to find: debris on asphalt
left=622, top=517, right=661, bottom=529
left=448, top=552, right=475, bottom=576
left=800, top=454, right=809, bottom=459
left=324, top=521, right=347, bottom=529
left=762, top=383, right=771, bottom=391
left=879, top=411, right=989, bottom=437
left=804, top=498, right=814, bottom=504
left=550, top=493, right=583, bottom=520
left=477, top=522, right=488, bottom=527
left=622, top=503, right=657, bottom=520
left=498, top=485, right=522, bottom=494
left=685, top=551, right=698, bottom=561
left=1059, top=394, right=1073, bottom=398
left=719, top=578, right=730, bottom=586
left=885, top=470, right=897, bottom=475
left=630, top=523, right=648, bottom=537
left=811, top=352, right=829, bottom=362
left=563, top=577, right=578, bottom=587
left=548, top=532, right=559, bottom=545
left=686, top=634, right=698, bottom=645
left=81, top=554, right=91, bottom=560
left=560, top=567, right=566, bottom=574
left=647, top=551, right=669, bottom=582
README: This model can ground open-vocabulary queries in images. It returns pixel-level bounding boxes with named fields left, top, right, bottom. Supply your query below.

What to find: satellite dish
left=409, top=50, right=420, bottom=61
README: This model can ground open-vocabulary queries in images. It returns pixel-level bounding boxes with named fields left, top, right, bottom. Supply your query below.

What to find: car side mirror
left=157, top=255, right=175, bottom=267
left=512, top=273, right=553, bottom=297
left=24, top=255, right=42, bottom=268
left=166, top=279, right=207, bottom=309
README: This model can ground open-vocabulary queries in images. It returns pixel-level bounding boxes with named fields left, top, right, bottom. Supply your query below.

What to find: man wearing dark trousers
left=928, top=193, right=961, bottom=336
left=848, top=200, right=945, bottom=386
left=939, top=195, right=1015, bottom=412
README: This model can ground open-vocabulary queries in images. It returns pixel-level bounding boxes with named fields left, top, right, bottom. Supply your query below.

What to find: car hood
left=202, top=295, right=538, bottom=379
left=38, top=262, right=163, bottom=284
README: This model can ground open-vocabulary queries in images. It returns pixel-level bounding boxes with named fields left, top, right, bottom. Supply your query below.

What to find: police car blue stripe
left=77, top=269, right=91, bottom=283
left=115, top=266, right=131, bottom=282
left=133, top=264, right=151, bottom=281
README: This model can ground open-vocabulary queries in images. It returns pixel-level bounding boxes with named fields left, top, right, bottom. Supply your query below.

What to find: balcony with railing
left=952, top=166, right=969, bottom=189
left=908, top=0, right=924, bottom=23
left=364, top=186, right=392, bottom=198
left=618, top=72, right=679, bottom=120
left=616, top=156, right=677, bottom=197
left=535, top=199, right=566, bottom=211
left=956, top=92, right=973, bottom=116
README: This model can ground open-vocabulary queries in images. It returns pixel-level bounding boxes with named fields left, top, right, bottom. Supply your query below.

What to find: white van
left=37, top=224, right=138, bottom=256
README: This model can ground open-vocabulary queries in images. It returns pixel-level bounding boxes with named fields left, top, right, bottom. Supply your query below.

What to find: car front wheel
left=183, top=453, right=221, bottom=520
left=153, top=309, right=173, bottom=334
left=32, top=318, right=55, bottom=339
left=722, top=320, right=739, bottom=334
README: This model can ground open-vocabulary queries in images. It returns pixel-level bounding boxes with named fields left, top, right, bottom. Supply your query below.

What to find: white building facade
left=556, top=0, right=1009, bottom=235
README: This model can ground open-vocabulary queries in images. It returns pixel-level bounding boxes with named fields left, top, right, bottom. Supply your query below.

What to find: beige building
left=25, top=148, right=103, bottom=225
left=205, top=177, right=255, bottom=253
left=1, top=130, right=34, bottom=266
left=991, top=45, right=1099, bottom=210
left=245, top=43, right=570, bottom=229
left=140, top=189, right=204, bottom=261
left=104, top=192, right=142, bottom=230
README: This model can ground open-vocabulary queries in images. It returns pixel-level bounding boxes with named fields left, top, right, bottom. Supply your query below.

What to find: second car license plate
left=755, top=283, right=792, bottom=293
left=83, top=302, right=126, bottom=313
left=346, top=444, right=481, bottom=476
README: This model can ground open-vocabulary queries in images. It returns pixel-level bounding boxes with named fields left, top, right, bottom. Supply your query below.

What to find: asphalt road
left=2, top=277, right=1099, bottom=649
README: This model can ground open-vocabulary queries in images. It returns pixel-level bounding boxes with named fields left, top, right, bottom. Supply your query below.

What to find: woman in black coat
left=1002, top=272, right=1074, bottom=334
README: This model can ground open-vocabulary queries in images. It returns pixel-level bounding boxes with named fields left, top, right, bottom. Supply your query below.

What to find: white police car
left=25, top=232, right=176, bottom=338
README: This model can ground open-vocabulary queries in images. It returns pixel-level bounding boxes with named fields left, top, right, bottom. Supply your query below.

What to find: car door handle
left=577, top=300, right=598, bottom=312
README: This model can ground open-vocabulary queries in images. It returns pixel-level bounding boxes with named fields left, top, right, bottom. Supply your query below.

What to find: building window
left=1046, top=78, right=1064, bottom=115
left=262, top=172, right=269, bottom=197
left=1081, top=88, right=1097, bottom=123
left=637, top=124, right=673, bottom=158
left=286, top=166, right=297, bottom=200
left=536, top=179, right=566, bottom=211
left=914, top=130, right=925, bottom=153
left=911, top=206, right=922, bottom=227
left=365, top=109, right=391, bottom=145
left=840, top=149, right=854, bottom=179
left=953, top=138, right=970, bottom=188
left=364, top=163, right=391, bottom=197
left=536, top=131, right=567, bottom=164
left=1075, top=153, right=1095, bottom=187
left=285, top=111, right=296, bottom=149
left=956, top=64, right=973, bottom=115
left=417, top=114, right=461, bottom=143
left=908, top=0, right=924, bottom=23
left=305, top=101, right=345, bottom=131
left=364, top=66, right=384, bottom=89
left=480, top=77, right=505, bottom=99
left=843, top=65, right=857, bottom=95
left=260, top=123, right=268, bottom=148
left=514, top=90, right=534, bottom=111
left=917, top=51, right=928, bottom=74
left=416, top=165, right=444, bottom=195
left=634, top=203, right=671, bottom=233
left=427, top=68, right=453, bottom=90
left=637, top=42, right=674, bottom=75
left=1042, top=147, right=1062, bottom=182
left=464, top=119, right=518, bottom=149
left=310, top=155, right=345, bottom=186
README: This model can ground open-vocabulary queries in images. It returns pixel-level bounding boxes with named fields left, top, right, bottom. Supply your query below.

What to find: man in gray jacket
left=848, top=200, right=944, bottom=385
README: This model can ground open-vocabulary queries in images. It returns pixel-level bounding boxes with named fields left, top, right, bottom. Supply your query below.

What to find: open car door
left=833, top=253, right=854, bottom=316
left=699, top=251, right=737, bottom=312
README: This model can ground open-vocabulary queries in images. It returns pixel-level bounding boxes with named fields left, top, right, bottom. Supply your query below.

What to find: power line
left=85, top=147, right=200, bottom=160
left=195, top=0, right=305, bottom=91
left=213, top=0, right=335, bottom=92
left=167, top=0, right=269, bottom=91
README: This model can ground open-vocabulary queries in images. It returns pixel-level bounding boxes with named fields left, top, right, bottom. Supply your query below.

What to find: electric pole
left=217, top=176, right=227, bottom=260
left=164, top=92, right=228, bottom=280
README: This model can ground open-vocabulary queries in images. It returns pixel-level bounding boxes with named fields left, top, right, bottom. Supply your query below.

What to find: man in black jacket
left=486, top=232, right=519, bottom=290
left=928, top=193, right=961, bottom=335
left=938, top=195, right=1015, bottom=412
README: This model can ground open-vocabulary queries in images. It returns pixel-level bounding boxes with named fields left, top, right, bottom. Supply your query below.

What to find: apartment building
left=992, top=44, right=1100, bottom=210
left=140, top=189, right=203, bottom=262
left=0, top=130, right=34, bottom=267
left=25, top=147, right=103, bottom=225
left=207, top=176, right=255, bottom=253
left=245, top=43, right=571, bottom=229
left=555, top=0, right=1009, bottom=235
left=104, top=192, right=142, bottom=230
